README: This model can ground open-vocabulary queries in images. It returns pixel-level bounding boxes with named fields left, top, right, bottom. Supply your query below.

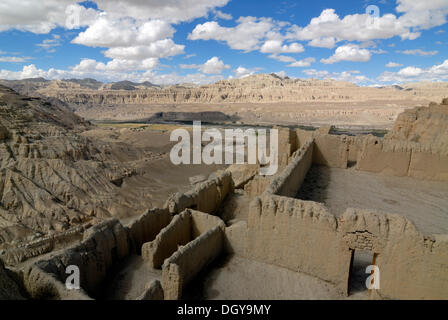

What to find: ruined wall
left=245, top=193, right=448, bottom=299
left=191, top=211, right=225, bottom=238
left=233, top=125, right=448, bottom=298
left=1, top=223, right=88, bottom=266
left=313, top=134, right=349, bottom=168
left=142, top=210, right=224, bottom=269
left=126, top=208, right=172, bottom=253
left=244, top=175, right=272, bottom=197
left=353, top=136, right=448, bottom=181
left=246, top=195, right=351, bottom=294
left=226, top=164, right=259, bottom=188
left=142, top=212, right=191, bottom=269
left=295, top=129, right=314, bottom=148
left=407, top=148, right=448, bottom=181
left=22, top=264, right=91, bottom=300
left=277, top=127, right=297, bottom=167
left=309, top=131, right=448, bottom=181
left=347, top=135, right=364, bottom=164
left=18, top=169, right=232, bottom=300
left=230, top=124, right=448, bottom=299
left=21, top=209, right=227, bottom=300
left=340, top=209, right=448, bottom=300
left=224, top=221, right=248, bottom=256
left=165, top=170, right=233, bottom=214
left=23, top=219, right=130, bottom=298
left=264, top=139, right=314, bottom=197
left=356, top=137, right=412, bottom=177
left=162, top=223, right=225, bottom=300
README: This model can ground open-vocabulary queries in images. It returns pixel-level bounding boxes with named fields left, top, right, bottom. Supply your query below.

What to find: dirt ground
left=217, top=189, right=252, bottom=224
left=101, top=254, right=161, bottom=300
left=297, top=165, right=448, bottom=235
left=76, top=100, right=429, bottom=130
left=183, top=254, right=372, bottom=300
left=81, top=124, right=227, bottom=222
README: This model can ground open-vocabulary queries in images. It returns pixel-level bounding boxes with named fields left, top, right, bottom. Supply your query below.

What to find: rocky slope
left=0, top=85, right=163, bottom=253
left=385, top=98, right=448, bottom=148
left=0, top=85, right=228, bottom=266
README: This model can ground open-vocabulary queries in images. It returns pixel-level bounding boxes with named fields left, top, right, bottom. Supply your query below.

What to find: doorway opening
left=347, top=249, right=377, bottom=297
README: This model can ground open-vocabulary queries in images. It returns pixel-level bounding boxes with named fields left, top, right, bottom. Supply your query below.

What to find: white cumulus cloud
left=386, top=62, right=403, bottom=68
left=72, top=17, right=175, bottom=48
left=189, top=17, right=279, bottom=52
left=233, top=66, right=263, bottom=78
left=0, top=56, right=31, bottom=63
left=378, top=59, right=448, bottom=83
left=303, top=68, right=371, bottom=83
left=398, top=66, right=424, bottom=77
left=286, top=8, right=420, bottom=46
left=103, top=40, right=185, bottom=60
left=94, top=0, right=230, bottom=23
left=0, top=1, right=98, bottom=34
left=214, top=10, right=233, bottom=20
left=288, top=58, right=316, bottom=67
left=181, top=57, right=230, bottom=74
left=260, top=40, right=304, bottom=54
left=321, top=44, right=371, bottom=64
left=398, top=49, right=439, bottom=56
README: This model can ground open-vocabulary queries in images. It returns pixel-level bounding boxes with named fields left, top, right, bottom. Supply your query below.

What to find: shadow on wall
left=241, top=133, right=448, bottom=299
left=246, top=193, right=448, bottom=299
left=296, top=165, right=330, bottom=205
left=18, top=170, right=234, bottom=300
left=347, top=250, right=376, bottom=297
left=141, top=211, right=224, bottom=269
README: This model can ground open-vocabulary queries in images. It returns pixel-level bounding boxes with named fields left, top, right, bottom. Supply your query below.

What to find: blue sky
left=0, top=0, right=447, bottom=85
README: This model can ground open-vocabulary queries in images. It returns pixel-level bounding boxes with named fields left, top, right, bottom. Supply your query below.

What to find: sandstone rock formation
left=2, top=74, right=437, bottom=105
left=0, top=86, right=175, bottom=265
left=3, top=74, right=443, bottom=128
left=1, top=74, right=444, bottom=105
left=0, top=85, right=104, bottom=238
left=386, top=99, right=448, bottom=148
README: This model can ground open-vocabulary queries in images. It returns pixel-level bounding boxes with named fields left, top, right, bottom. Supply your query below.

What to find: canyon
left=1, top=74, right=447, bottom=129
left=0, top=78, right=447, bottom=301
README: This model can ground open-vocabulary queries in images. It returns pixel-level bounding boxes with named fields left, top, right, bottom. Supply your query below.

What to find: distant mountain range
left=0, top=77, right=163, bottom=92
left=0, top=74, right=446, bottom=108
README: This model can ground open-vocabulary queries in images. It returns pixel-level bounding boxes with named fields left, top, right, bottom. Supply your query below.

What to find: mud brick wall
left=265, top=139, right=314, bottom=197
left=142, top=210, right=224, bottom=269
left=245, top=195, right=448, bottom=299
left=142, top=211, right=191, bottom=269
left=246, top=195, right=351, bottom=294
left=161, top=223, right=225, bottom=300
left=165, top=170, right=233, bottom=214
left=23, top=219, right=130, bottom=298
left=126, top=208, right=172, bottom=254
